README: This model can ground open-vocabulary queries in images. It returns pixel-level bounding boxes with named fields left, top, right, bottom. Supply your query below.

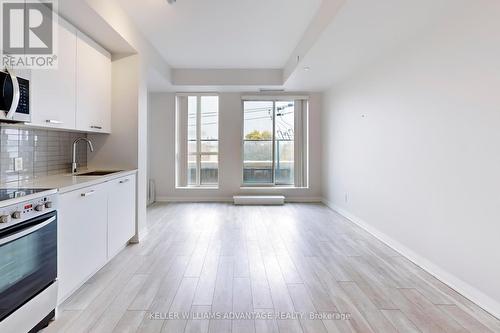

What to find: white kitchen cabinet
left=76, top=32, right=111, bottom=133
left=107, top=174, right=136, bottom=258
left=57, top=173, right=137, bottom=304
left=30, top=19, right=77, bottom=129
left=58, top=182, right=108, bottom=303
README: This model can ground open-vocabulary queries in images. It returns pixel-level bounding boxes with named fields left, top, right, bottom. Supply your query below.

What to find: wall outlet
left=14, top=157, right=23, bottom=171
left=344, top=192, right=349, bottom=203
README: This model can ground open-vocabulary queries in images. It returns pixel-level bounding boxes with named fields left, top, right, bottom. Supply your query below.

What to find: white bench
left=233, top=195, right=285, bottom=205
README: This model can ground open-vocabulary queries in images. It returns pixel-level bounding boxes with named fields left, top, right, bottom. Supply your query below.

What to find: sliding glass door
left=243, top=100, right=295, bottom=185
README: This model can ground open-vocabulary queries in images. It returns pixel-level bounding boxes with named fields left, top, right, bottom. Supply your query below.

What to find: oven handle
left=0, top=216, right=55, bottom=246
left=5, top=68, right=20, bottom=120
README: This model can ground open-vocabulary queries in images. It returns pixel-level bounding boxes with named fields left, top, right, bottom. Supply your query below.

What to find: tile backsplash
left=0, top=126, right=88, bottom=185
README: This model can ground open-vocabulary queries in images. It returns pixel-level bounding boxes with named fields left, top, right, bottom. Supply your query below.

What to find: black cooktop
left=0, top=188, right=52, bottom=201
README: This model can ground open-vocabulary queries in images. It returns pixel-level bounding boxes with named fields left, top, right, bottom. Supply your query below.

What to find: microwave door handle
left=5, top=68, right=20, bottom=119
left=0, top=216, right=55, bottom=246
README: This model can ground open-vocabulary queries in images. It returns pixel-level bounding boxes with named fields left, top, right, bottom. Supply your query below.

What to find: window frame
left=241, top=99, right=302, bottom=187
left=176, top=93, right=220, bottom=188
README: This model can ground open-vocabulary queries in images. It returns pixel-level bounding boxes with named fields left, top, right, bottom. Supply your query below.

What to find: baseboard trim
left=156, top=196, right=323, bottom=203
left=286, top=196, right=323, bottom=203
left=156, top=196, right=232, bottom=203
left=322, top=198, right=500, bottom=320
left=130, top=225, right=149, bottom=243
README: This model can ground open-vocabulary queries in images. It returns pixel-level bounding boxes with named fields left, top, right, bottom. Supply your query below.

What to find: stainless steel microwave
left=0, top=68, right=30, bottom=122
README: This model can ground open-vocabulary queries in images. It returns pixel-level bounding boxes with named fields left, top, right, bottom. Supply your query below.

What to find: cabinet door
left=76, top=32, right=111, bottom=133
left=30, top=20, right=76, bottom=129
left=107, top=174, right=136, bottom=259
left=58, top=183, right=108, bottom=303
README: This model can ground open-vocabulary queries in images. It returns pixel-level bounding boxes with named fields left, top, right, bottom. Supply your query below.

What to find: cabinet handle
left=90, top=125, right=102, bottom=130
left=81, top=190, right=95, bottom=197
left=46, top=119, right=63, bottom=124
left=119, top=178, right=130, bottom=184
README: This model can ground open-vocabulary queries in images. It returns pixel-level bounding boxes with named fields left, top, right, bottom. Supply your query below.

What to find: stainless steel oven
left=0, top=211, right=57, bottom=321
left=0, top=189, right=58, bottom=333
left=0, top=68, right=30, bottom=123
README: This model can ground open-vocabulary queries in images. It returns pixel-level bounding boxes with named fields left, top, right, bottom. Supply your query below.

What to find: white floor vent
left=233, top=195, right=285, bottom=205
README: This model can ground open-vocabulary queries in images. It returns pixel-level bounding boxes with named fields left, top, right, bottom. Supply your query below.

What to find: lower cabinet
left=57, top=174, right=136, bottom=304
left=58, top=183, right=108, bottom=303
left=108, top=174, right=136, bottom=258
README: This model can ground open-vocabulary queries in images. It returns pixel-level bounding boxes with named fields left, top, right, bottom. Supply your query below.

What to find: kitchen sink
left=76, top=170, right=123, bottom=176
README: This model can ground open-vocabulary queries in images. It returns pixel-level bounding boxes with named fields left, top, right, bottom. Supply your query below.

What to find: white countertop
left=2, top=169, right=137, bottom=194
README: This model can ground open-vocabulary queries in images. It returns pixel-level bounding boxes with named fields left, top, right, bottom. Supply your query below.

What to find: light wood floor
left=43, top=203, right=500, bottom=333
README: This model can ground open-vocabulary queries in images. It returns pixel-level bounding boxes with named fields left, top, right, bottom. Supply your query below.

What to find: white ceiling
left=60, top=0, right=463, bottom=92
left=118, top=0, right=322, bottom=68
left=285, top=0, right=462, bottom=91
left=59, top=0, right=135, bottom=56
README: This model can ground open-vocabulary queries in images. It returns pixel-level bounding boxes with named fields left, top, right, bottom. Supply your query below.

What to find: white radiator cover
left=233, top=195, right=285, bottom=205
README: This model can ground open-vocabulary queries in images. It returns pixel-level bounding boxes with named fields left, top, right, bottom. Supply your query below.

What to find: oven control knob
left=0, top=215, right=10, bottom=223
left=35, top=204, right=45, bottom=212
left=11, top=211, right=21, bottom=219
left=45, top=201, right=52, bottom=209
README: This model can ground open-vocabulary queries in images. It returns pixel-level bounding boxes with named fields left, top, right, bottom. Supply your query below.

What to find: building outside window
left=176, top=94, right=219, bottom=187
left=242, top=98, right=308, bottom=187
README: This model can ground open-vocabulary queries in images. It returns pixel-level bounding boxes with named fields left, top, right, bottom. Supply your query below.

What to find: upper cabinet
left=27, top=19, right=112, bottom=134
left=76, top=32, right=112, bottom=133
left=30, top=20, right=77, bottom=130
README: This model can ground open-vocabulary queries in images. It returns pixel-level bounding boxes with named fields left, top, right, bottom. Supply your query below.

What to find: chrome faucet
left=72, top=137, right=94, bottom=173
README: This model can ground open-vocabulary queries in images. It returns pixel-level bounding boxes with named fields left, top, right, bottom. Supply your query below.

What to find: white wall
left=89, top=56, right=139, bottom=171
left=78, top=0, right=171, bottom=241
left=88, top=55, right=148, bottom=240
left=322, top=1, right=500, bottom=317
left=172, top=69, right=283, bottom=86
left=86, top=0, right=171, bottom=80
left=136, top=59, right=149, bottom=236
left=147, top=92, right=153, bottom=203
left=149, top=92, right=322, bottom=202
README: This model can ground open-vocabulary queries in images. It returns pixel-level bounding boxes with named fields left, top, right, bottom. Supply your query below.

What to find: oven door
left=0, top=211, right=57, bottom=322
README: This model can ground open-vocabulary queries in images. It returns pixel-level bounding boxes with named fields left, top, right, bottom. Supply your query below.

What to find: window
left=176, top=95, right=219, bottom=187
left=242, top=99, right=308, bottom=187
